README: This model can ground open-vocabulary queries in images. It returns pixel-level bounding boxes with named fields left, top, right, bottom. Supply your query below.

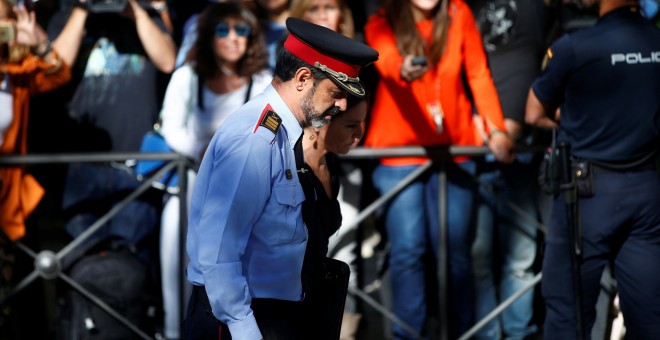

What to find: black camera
left=87, top=0, right=128, bottom=13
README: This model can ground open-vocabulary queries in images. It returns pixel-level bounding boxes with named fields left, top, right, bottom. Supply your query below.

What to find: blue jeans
left=472, top=156, right=539, bottom=339
left=373, top=161, right=476, bottom=340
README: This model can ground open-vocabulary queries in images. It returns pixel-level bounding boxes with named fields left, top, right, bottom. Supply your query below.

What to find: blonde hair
left=289, top=0, right=355, bottom=38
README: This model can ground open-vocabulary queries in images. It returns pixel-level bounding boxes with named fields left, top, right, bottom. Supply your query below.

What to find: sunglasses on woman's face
left=215, top=22, right=251, bottom=38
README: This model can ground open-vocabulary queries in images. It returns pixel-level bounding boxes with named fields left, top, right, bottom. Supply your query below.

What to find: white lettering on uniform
left=611, top=51, right=660, bottom=65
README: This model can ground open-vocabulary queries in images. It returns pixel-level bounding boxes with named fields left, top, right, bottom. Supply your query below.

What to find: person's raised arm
left=461, top=5, right=514, bottom=163
left=364, top=14, right=408, bottom=84
left=13, top=5, right=55, bottom=65
left=51, top=5, right=88, bottom=67
left=128, top=0, right=175, bottom=73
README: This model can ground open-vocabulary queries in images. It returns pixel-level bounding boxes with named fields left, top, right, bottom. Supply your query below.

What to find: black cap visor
left=327, top=74, right=366, bottom=98
left=314, top=62, right=366, bottom=98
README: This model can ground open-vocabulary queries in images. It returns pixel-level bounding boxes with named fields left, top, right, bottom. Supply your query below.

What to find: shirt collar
left=263, top=84, right=303, bottom=150
left=599, top=5, right=641, bottom=23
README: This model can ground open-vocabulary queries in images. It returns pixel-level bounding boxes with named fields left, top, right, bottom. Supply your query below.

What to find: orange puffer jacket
left=0, top=52, right=71, bottom=241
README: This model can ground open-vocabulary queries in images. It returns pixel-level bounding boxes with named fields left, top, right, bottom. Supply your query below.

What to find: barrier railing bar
left=340, top=145, right=545, bottom=160
left=458, top=273, right=543, bottom=340
left=342, top=146, right=489, bottom=159
left=348, top=286, right=422, bottom=339
left=0, top=154, right=187, bottom=340
left=0, top=147, right=544, bottom=165
left=325, top=161, right=433, bottom=338
left=15, top=240, right=37, bottom=258
left=177, top=158, right=189, bottom=332
left=0, top=160, right=174, bottom=308
left=340, top=146, right=545, bottom=339
left=475, top=175, right=548, bottom=235
left=0, top=152, right=182, bottom=165
left=57, top=161, right=177, bottom=260
left=500, top=195, right=547, bottom=234
left=342, top=161, right=432, bottom=233
left=438, top=161, right=449, bottom=340
left=0, top=147, right=545, bottom=339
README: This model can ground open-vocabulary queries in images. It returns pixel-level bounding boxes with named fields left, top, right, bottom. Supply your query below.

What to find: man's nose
left=335, top=97, right=347, bottom=112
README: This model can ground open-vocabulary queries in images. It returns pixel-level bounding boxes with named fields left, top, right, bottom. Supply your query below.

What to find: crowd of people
left=0, top=0, right=658, bottom=339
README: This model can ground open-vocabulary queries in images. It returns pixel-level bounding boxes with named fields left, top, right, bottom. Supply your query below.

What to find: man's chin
left=310, top=120, right=327, bottom=129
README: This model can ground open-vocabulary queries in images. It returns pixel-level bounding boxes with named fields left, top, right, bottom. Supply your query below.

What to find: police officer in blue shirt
left=526, top=0, right=660, bottom=338
left=182, top=18, right=378, bottom=340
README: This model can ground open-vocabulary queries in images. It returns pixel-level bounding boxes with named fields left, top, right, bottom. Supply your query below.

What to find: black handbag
left=305, top=257, right=350, bottom=340
left=322, top=258, right=350, bottom=339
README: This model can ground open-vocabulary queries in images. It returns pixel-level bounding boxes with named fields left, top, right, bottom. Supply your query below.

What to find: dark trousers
left=182, top=285, right=307, bottom=340
left=542, top=168, right=660, bottom=339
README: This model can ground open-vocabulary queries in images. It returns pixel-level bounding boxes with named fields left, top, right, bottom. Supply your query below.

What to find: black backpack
left=57, top=248, right=155, bottom=340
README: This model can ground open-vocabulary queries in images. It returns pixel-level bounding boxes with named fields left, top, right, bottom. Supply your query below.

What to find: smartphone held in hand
left=411, top=56, right=427, bottom=66
left=0, top=23, right=15, bottom=44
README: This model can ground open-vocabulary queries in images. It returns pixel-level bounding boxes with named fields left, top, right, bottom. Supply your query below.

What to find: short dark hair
left=273, top=46, right=327, bottom=85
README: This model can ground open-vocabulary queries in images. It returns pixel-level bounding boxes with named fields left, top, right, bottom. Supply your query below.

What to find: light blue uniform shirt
left=186, top=85, right=307, bottom=340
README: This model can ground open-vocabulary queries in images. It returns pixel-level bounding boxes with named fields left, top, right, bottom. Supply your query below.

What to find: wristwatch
left=32, top=40, right=52, bottom=58
left=488, top=129, right=510, bottom=140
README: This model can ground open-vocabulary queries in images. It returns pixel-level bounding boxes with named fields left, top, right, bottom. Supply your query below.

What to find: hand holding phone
left=411, top=56, right=428, bottom=67
left=401, top=55, right=428, bottom=82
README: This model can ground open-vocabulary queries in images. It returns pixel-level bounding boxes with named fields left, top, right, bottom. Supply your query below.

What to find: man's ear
left=294, top=67, right=313, bottom=91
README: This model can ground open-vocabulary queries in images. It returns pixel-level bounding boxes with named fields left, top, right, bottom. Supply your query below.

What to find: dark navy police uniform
left=531, top=5, right=660, bottom=339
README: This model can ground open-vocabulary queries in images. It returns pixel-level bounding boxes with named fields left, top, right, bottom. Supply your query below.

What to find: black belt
left=192, top=285, right=304, bottom=318
left=592, top=161, right=657, bottom=174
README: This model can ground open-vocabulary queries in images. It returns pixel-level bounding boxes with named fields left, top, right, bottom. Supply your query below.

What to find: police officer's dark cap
left=284, top=17, right=379, bottom=97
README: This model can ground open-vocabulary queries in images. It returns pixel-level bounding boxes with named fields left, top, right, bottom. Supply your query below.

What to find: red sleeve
left=458, top=2, right=506, bottom=133
left=364, top=12, right=407, bottom=87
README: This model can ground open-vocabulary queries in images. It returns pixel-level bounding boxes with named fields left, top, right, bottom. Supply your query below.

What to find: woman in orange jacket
left=363, top=0, right=513, bottom=338
left=0, top=1, right=71, bottom=242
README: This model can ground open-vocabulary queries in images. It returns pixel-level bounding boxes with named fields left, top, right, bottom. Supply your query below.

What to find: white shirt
left=0, top=73, right=13, bottom=147
left=159, top=64, right=273, bottom=160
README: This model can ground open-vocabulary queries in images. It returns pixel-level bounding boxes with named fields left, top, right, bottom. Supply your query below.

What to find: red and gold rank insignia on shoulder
left=260, top=110, right=281, bottom=134
left=253, top=105, right=282, bottom=142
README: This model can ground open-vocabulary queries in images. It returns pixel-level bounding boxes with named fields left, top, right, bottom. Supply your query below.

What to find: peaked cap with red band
left=284, top=17, right=378, bottom=97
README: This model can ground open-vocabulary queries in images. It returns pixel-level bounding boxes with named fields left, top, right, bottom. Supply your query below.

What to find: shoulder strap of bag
left=157, top=63, right=197, bottom=132
left=197, top=71, right=204, bottom=111
left=243, top=76, right=253, bottom=104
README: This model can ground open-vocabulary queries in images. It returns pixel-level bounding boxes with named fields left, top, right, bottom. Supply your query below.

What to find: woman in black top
left=301, top=95, right=368, bottom=339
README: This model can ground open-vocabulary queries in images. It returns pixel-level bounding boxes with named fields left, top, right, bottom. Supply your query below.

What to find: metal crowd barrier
left=341, top=145, right=546, bottom=340
left=0, top=152, right=191, bottom=340
left=0, top=145, right=545, bottom=340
